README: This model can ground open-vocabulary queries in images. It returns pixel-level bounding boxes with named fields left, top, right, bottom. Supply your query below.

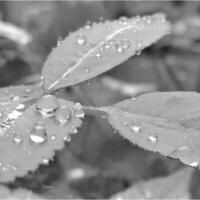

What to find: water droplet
left=71, top=127, right=78, bottom=134
left=84, top=21, right=91, bottom=29
left=13, top=133, right=23, bottom=144
left=189, top=161, right=198, bottom=167
left=16, top=104, right=25, bottom=111
left=136, top=39, right=143, bottom=49
left=103, top=42, right=111, bottom=49
left=57, top=37, right=62, bottom=47
left=8, top=110, right=22, bottom=120
left=55, top=107, right=71, bottom=125
left=119, top=16, right=128, bottom=25
left=35, top=95, right=59, bottom=118
left=42, top=158, right=49, bottom=165
left=130, top=124, right=141, bottom=133
left=95, top=52, right=101, bottom=59
left=116, top=44, right=124, bottom=53
left=64, top=135, right=71, bottom=142
left=51, top=135, right=56, bottom=140
left=148, top=131, right=158, bottom=143
left=121, top=39, right=131, bottom=49
left=10, top=95, right=20, bottom=101
left=76, top=34, right=87, bottom=46
left=30, top=122, right=47, bottom=144
left=74, top=108, right=84, bottom=118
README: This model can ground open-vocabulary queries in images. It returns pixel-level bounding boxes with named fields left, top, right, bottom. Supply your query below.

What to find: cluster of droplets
left=122, top=119, right=158, bottom=144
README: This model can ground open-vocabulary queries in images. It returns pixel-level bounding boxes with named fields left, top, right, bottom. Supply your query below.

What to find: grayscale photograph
left=0, top=1, right=199, bottom=199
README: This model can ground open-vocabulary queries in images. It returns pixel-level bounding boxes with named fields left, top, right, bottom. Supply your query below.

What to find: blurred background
left=1, top=1, right=200, bottom=199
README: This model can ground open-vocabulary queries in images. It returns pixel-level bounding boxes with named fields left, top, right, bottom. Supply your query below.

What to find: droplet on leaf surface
left=76, top=34, right=87, bottom=46
left=35, top=95, right=59, bottom=118
left=30, top=122, right=47, bottom=144
left=55, top=107, right=71, bottom=125
left=148, top=131, right=158, bottom=143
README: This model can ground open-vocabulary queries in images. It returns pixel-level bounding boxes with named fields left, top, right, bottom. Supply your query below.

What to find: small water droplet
left=64, top=135, right=71, bottom=142
left=189, top=161, right=198, bottom=167
left=57, top=37, right=62, bottom=47
left=42, top=158, right=49, bottom=165
left=71, top=127, right=78, bottom=134
left=16, top=104, right=25, bottom=111
left=95, top=52, right=101, bottom=59
left=103, top=42, right=111, bottom=49
left=11, top=95, right=20, bottom=101
left=74, top=108, right=84, bottom=118
left=130, top=124, right=141, bottom=133
left=148, top=131, right=158, bottom=143
left=35, top=95, right=59, bottom=118
left=30, top=122, right=47, bottom=144
left=76, top=34, right=87, bottom=46
left=121, top=39, right=131, bottom=49
left=136, top=39, right=143, bottom=49
left=55, top=107, right=71, bottom=125
left=51, top=135, right=56, bottom=140
left=119, top=16, right=128, bottom=25
left=123, top=121, right=128, bottom=126
left=116, top=44, right=124, bottom=53
left=13, top=133, right=23, bottom=144
left=84, top=21, right=91, bottom=29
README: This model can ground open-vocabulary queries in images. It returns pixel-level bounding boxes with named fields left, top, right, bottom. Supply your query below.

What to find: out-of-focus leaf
left=105, top=92, right=200, bottom=167
left=0, top=96, right=84, bottom=182
left=111, top=167, right=192, bottom=199
left=42, top=13, right=170, bottom=91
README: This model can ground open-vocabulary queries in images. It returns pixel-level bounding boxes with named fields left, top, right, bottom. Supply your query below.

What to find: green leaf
left=111, top=168, right=192, bottom=199
left=42, top=13, right=170, bottom=92
left=0, top=95, right=84, bottom=182
left=105, top=92, right=200, bottom=168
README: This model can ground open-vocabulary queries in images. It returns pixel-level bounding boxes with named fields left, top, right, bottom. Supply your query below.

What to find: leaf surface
left=42, top=13, right=170, bottom=91
left=0, top=95, right=84, bottom=182
left=106, top=92, right=200, bottom=167
left=111, top=168, right=192, bottom=199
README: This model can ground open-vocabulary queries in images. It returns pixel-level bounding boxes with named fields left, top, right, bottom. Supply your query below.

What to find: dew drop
left=119, top=16, right=128, bottom=25
left=16, top=104, right=25, bottom=111
left=84, top=21, right=91, bottom=29
left=103, top=42, right=111, bottom=49
left=57, top=37, right=62, bottom=47
left=13, top=133, right=23, bottom=144
left=71, top=127, right=78, bottom=134
left=30, top=122, right=47, bottom=144
left=95, top=52, right=101, bottom=59
left=35, top=95, right=59, bottom=118
left=55, top=107, right=71, bottom=125
left=116, top=44, right=124, bottom=53
left=189, top=161, right=198, bottom=167
left=10, top=95, right=20, bottom=101
left=42, top=158, right=49, bottom=165
left=148, top=131, right=158, bottom=143
left=76, top=34, right=87, bottom=46
left=130, top=124, right=141, bottom=133
left=136, top=39, right=143, bottom=49
left=8, top=110, right=22, bottom=120
left=74, top=108, right=84, bottom=118
left=64, top=135, right=71, bottom=142
left=121, top=39, right=131, bottom=49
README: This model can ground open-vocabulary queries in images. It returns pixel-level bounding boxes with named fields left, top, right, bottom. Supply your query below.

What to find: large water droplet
left=30, top=122, right=47, bottom=144
left=10, top=95, right=20, bottom=101
left=55, top=107, right=71, bottom=125
left=148, top=131, right=158, bottom=143
left=35, top=95, right=59, bottom=118
left=76, top=34, right=87, bottom=46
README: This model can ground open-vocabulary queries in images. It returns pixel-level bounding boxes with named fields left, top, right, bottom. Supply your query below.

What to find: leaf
left=42, top=13, right=170, bottom=92
left=111, top=167, right=192, bottom=199
left=0, top=185, right=45, bottom=199
left=105, top=92, right=200, bottom=167
left=0, top=95, right=84, bottom=182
